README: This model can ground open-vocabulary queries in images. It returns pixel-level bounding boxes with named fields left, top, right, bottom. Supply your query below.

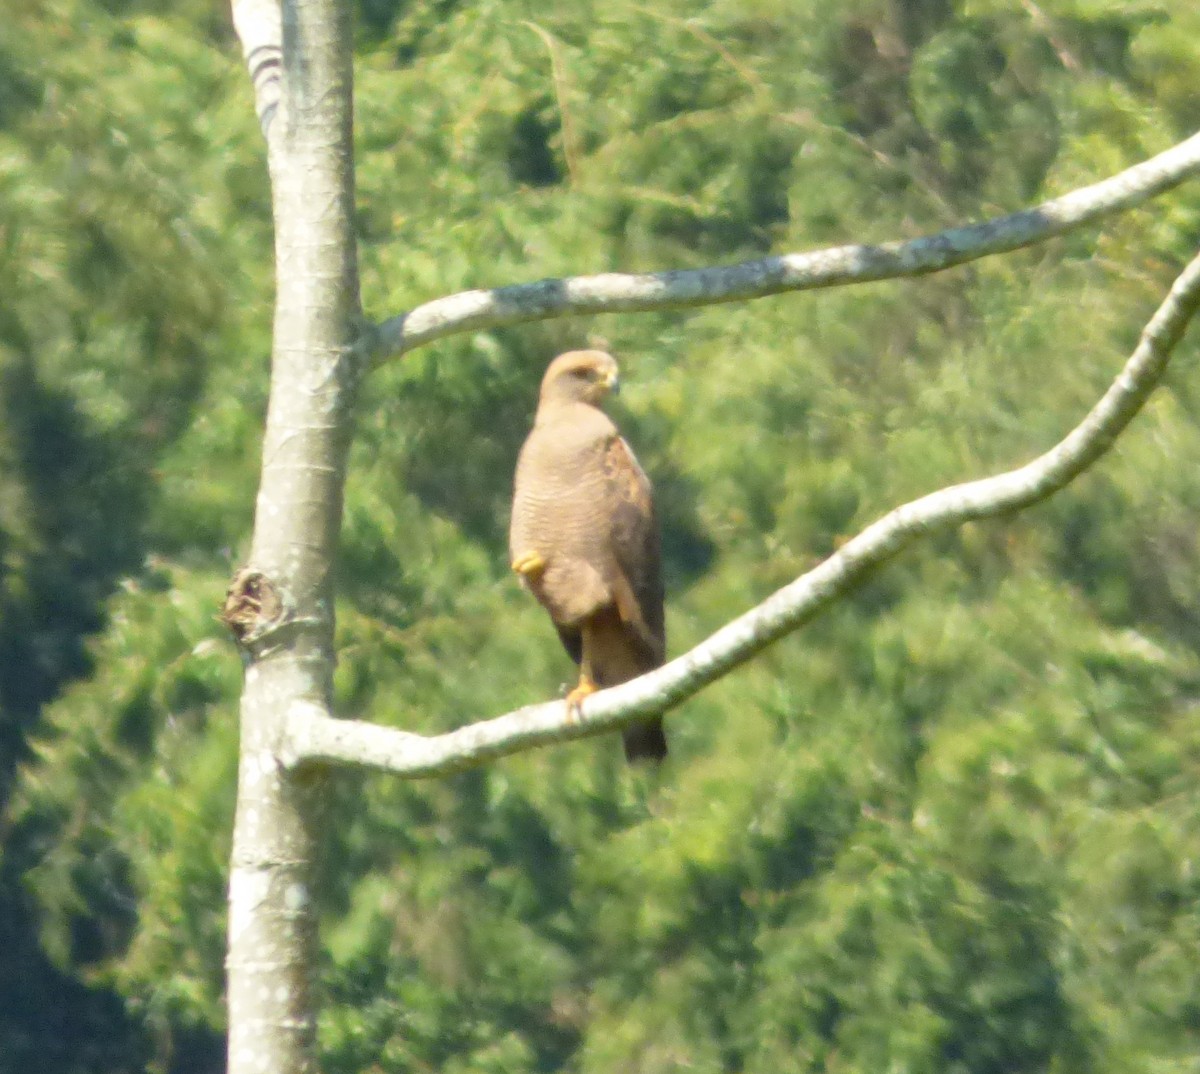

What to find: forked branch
left=373, top=132, right=1200, bottom=360
left=284, top=248, right=1200, bottom=777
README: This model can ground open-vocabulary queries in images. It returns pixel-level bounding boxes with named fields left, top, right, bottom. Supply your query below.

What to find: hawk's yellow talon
left=565, top=674, right=598, bottom=720
left=511, top=550, right=546, bottom=578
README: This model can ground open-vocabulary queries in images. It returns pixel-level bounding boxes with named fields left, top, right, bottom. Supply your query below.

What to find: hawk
left=509, top=350, right=667, bottom=762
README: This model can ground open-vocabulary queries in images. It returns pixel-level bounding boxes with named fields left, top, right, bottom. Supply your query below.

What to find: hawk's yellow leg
left=511, top=550, right=546, bottom=578
left=565, top=673, right=598, bottom=720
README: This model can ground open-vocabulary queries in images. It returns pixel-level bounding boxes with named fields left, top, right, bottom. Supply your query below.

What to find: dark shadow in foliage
left=0, top=345, right=160, bottom=1073
left=1050, top=485, right=1200, bottom=645
left=828, top=19, right=926, bottom=141
left=658, top=467, right=718, bottom=590
left=617, top=406, right=717, bottom=591
left=161, top=1024, right=227, bottom=1074
left=0, top=888, right=149, bottom=1074
left=335, top=511, right=429, bottom=628
left=1059, top=9, right=1166, bottom=80
left=0, top=36, right=39, bottom=128
left=360, top=0, right=467, bottom=65
left=0, top=347, right=151, bottom=804
left=894, top=0, right=955, bottom=48
left=639, top=122, right=799, bottom=258
left=397, top=343, right=542, bottom=547
left=0, top=817, right=183, bottom=1072
left=356, top=0, right=408, bottom=40
left=507, top=102, right=564, bottom=189
left=460, top=767, right=575, bottom=915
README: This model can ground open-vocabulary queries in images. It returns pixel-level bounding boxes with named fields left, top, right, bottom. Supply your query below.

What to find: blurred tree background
left=1, top=0, right=1199, bottom=1071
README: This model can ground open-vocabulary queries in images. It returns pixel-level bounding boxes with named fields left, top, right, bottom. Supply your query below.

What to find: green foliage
left=0, top=0, right=264, bottom=1069
left=4, top=0, right=1200, bottom=1071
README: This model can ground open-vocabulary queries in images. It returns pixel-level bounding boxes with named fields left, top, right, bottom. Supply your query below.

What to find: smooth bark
left=226, top=1, right=360, bottom=1072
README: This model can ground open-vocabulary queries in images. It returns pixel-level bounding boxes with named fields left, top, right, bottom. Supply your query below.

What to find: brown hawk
left=509, top=350, right=667, bottom=762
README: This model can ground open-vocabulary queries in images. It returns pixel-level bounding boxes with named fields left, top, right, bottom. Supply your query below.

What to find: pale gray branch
left=373, top=132, right=1200, bottom=361
left=231, top=0, right=282, bottom=136
left=286, top=248, right=1200, bottom=777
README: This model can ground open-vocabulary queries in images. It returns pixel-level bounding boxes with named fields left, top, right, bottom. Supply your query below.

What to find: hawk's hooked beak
left=604, top=369, right=621, bottom=396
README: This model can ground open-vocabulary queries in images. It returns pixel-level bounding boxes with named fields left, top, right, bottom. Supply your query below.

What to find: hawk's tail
left=622, top=716, right=667, bottom=764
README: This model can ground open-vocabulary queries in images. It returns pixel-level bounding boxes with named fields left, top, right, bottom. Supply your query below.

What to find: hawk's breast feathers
left=509, top=350, right=667, bottom=763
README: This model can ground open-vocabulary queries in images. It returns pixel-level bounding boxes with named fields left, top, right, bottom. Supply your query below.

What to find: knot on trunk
left=221, top=568, right=286, bottom=647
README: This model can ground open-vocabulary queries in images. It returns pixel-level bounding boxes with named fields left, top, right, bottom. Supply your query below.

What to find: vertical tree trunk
left=224, top=0, right=359, bottom=1070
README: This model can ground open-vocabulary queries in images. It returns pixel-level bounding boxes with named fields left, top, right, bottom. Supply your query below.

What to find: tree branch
left=231, top=0, right=282, bottom=136
left=286, top=247, right=1200, bottom=777
left=371, top=132, right=1200, bottom=361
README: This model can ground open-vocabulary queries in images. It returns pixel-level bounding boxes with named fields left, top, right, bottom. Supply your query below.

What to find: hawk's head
left=540, top=350, right=620, bottom=407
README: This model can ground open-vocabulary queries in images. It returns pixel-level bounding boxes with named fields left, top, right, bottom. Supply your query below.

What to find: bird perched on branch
left=509, top=350, right=667, bottom=763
